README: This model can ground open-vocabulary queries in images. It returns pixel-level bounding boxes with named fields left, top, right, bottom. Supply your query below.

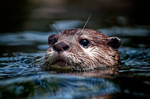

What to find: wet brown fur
left=44, top=29, right=120, bottom=71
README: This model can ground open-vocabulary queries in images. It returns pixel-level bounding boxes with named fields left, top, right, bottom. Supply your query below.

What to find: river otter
left=44, top=29, right=120, bottom=71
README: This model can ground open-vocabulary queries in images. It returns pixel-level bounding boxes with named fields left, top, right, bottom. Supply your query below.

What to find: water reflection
left=0, top=74, right=119, bottom=99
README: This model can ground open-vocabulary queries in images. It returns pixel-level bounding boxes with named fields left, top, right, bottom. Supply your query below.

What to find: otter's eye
left=50, top=38, right=57, bottom=44
left=79, top=39, right=90, bottom=48
left=48, top=35, right=58, bottom=45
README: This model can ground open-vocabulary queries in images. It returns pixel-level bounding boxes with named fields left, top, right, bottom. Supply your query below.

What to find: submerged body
left=44, top=29, right=120, bottom=71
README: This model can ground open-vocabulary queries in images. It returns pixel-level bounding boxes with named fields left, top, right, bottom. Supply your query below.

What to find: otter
left=43, top=29, right=120, bottom=71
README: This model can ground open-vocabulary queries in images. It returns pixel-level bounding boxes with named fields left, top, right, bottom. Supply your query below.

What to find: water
left=1, top=1, right=150, bottom=98
left=0, top=19, right=150, bottom=99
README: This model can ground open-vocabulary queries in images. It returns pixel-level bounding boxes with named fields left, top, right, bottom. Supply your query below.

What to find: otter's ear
left=107, top=37, right=120, bottom=49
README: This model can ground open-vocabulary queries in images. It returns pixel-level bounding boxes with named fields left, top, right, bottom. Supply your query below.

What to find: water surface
left=0, top=20, right=150, bottom=99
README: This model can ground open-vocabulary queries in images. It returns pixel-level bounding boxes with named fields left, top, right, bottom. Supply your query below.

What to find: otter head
left=44, top=29, right=120, bottom=71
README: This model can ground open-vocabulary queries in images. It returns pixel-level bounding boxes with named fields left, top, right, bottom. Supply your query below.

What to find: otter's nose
left=53, top=42, right=69, bottom=52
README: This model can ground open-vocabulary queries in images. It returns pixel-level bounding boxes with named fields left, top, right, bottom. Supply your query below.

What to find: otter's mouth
left=48, top=59, right=77, bottom=71
left=52, top=59, right=68, bottom=66
left=44, top=54, right=82, bottom=71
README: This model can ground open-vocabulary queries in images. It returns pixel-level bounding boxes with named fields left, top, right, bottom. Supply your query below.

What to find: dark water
left=0, top=21, right=150, bottom=99
left=1, top=0, right=150, bottom=99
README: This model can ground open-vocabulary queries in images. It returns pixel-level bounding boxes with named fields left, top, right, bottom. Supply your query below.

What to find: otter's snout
left=53, top=42, right=69, bottom=52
